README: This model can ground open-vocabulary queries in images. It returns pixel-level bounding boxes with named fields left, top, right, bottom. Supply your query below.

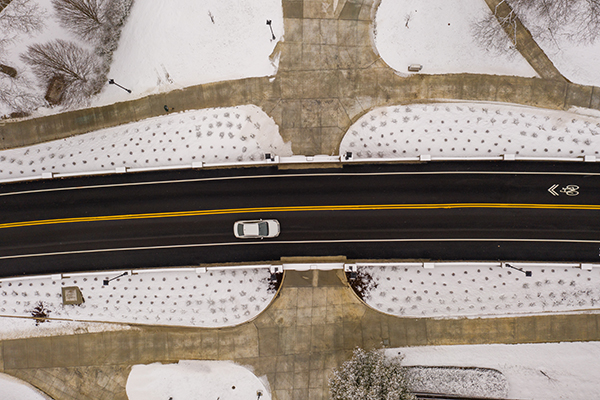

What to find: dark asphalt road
left=0, top=162, right=599, bottom=277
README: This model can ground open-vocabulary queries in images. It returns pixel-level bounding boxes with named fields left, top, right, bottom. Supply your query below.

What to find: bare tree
left=329, top=348, right=415, bottom=400
left=515, top=0, right=600, bottom=44
left=0, top=0, right=46, bottom=71
left=0, top=73, right=46, bottom=116
left=471, top=2, right=519, bottom=57
left=0, top=0, right=46, bottom=114
left=96, top=0, right=133, bottom=59
left=473, top=0, right=600, bottom=55
left=0, top=0, right=45, bottom=35
left=20, top=39, right=103, bottom=106
left=51, top=0, right=106, bottom=42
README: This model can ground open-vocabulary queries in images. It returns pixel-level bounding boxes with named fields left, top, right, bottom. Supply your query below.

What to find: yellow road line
left=1, top=203, right=599, bottom=230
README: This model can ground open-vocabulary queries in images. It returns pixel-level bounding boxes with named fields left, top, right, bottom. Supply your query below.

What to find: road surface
left=0, top=162, right=598, bottom=277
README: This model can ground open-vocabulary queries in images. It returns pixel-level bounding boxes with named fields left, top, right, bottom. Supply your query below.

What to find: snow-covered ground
left=0, top=0, right=282, bottom=116
left=126, top=361, right=271, bottom=400
left=0, top=373, right=52, bottom=400
left=405, top=365, right=508, bottom=398
left=392, top=341, right=600, bottom=400
left=92, top=0, right=283, bottom=108
left=533, top=33, right=600, bottom=88
left=374, top=0, right=538, bottom=77
left=340, top=102, right=600, bottom=160
left=3, top=261, right=599, bottom=341
left=356, top=263, right=600, bottom=318
left=3, top=101, right=599, bottom=184
left=516, top=5, right=600, bottom=88
left=0, top=105, right=291, bottom=181
left=0, top=0, right=88, bottom=115
left=0, top=266, right=277, bottom=340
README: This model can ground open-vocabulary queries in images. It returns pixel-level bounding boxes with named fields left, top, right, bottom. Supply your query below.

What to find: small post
left=345, top=264, right=358, bottom=280
left=108, top=79, right=131, bottom=93
left=266, top=20, right=276, bottom=40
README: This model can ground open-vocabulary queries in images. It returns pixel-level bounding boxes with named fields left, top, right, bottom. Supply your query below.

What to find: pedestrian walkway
left=482, top=0, right=565, bottom=81
left=1, top=0, right=599, bottom=156
left=1, top=270, right=599, bottom=400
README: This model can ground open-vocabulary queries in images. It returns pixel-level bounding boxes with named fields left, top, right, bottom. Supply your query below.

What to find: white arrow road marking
left=548, top=184, right=559, bottom=196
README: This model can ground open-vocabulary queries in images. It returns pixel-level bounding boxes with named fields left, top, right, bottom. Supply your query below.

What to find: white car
left=233, top=219, right=280, bottom=239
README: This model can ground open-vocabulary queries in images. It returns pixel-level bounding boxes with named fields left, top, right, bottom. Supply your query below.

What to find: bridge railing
left=0, top=153, right=597, bottom=186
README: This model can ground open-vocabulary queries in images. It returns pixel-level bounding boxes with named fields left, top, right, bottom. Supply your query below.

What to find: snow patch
left=391, top=342, right=600, bottom=400
left=355, top=264, right=600, bottom=318
left=0, top=266, right=277, bottom=339
left=374, top=0, right=537, bottom=77
left=406, top=366, right=508, bottom=399
left=0, top=0, right=283, bottom=116
left=0, top=373, right=52, bottom=400
left=126, top=360, right=271, bottom=400
left=340, top=102, right=600, bottom=160
left=91, top=0, right=283, bottom=107
left=0, top=105, right=292, bottom=181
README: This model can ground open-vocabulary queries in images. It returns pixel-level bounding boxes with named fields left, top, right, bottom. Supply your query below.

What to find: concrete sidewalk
left=483, top=0, right=565, bottom=81
left=1, top=0, right=599, bottom=156
left=1, top=269, right=599, bottom=400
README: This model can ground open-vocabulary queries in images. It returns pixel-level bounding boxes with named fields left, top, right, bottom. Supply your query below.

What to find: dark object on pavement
left=108, top=79, right=131, bottom=93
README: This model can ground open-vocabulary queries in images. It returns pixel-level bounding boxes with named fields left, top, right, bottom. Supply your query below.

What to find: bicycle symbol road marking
left=560, top=185, right=580, bottom=196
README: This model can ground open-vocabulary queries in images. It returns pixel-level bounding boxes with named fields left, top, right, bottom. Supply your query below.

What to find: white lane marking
left=1, top=237, right=599, bottom=260
left=1, top=170, right=600, bottom=197
left=548, top=184, right=559, bottom=196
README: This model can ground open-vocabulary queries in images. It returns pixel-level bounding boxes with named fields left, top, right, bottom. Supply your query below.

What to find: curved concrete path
left=1, top=270, right=599, bottom=400
left=1, top=0, right=599, bottom=155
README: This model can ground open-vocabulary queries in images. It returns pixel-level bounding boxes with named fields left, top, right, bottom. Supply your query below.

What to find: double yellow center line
left=1, top=203, right=599, bottom=230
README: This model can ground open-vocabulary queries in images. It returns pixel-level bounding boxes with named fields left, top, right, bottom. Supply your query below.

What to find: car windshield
left=237, top=224, right=245, bottom=236
left=258, top=221, right=269, bottom=236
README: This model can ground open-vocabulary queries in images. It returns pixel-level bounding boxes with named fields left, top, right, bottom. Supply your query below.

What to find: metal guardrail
left=0, top=153, right=597, bottom=186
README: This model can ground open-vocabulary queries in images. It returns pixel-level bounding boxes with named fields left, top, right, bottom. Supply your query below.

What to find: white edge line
left=2, top=169, right=600, bottom=197
left=1, top=237, right=600, bottom=260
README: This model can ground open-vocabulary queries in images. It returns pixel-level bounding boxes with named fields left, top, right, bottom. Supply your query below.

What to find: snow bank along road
left=0, top=162, right=599, bottom=278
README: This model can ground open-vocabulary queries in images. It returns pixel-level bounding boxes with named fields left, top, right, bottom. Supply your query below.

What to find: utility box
left=61, top=286, right=84, bottom=305
left=408, top=64, right=423, bottom=72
